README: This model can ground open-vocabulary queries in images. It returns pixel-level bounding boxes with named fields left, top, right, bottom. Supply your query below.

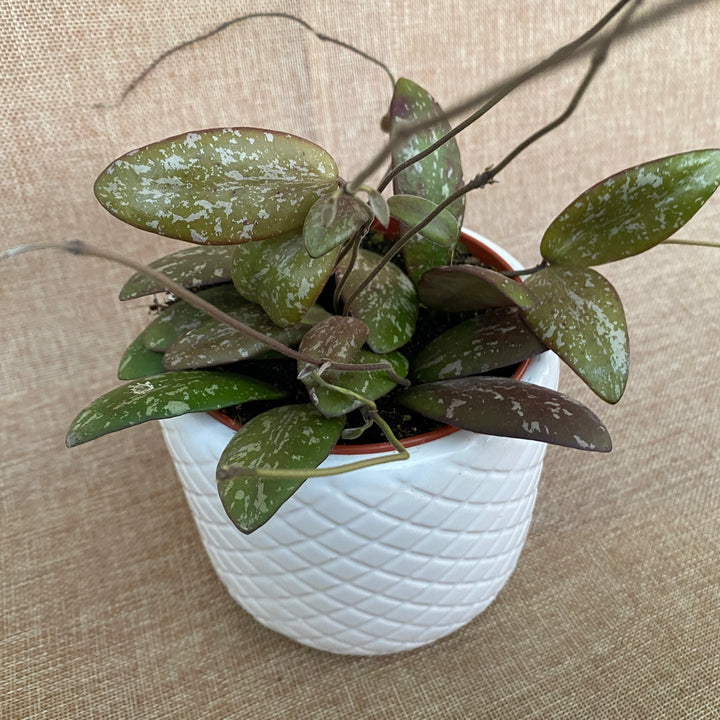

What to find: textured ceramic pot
left=159, top=233, right=560, bottom=655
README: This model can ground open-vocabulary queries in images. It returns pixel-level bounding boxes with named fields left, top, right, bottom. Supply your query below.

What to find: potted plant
left=4, top=3, right=719, bottom=655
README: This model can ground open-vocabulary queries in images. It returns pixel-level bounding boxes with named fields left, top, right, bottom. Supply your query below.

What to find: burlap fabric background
left=2, top=1, right=719, bottom=718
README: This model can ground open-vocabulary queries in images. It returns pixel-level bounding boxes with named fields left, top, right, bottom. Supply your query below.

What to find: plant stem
left=662, top=238, right=720, bottom=249
left=99, top=12, right=395, bottom=108
left=0, top=240, right=410, bottom=386
left=350, top=0, right=709, bottom=191
left=375, top=0, right=637, bottom=194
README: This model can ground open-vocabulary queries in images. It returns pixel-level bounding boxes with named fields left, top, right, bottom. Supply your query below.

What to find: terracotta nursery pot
left=159, top=231, right=560, bottom=655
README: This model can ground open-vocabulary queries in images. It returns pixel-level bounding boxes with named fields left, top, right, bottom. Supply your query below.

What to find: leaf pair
left=524, top=150, right=720, bottom=404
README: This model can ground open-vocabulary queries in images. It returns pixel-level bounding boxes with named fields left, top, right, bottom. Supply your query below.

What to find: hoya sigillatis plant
left=4, top=3, right=720, bottom=534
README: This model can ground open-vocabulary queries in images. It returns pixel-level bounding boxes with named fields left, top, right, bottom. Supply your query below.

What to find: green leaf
left=387, top=195, right=459, bottom=247
left=119, top=246, right=235, bottom=300
left=303, top=193, right=370, bottom=258
left=365, top=187, right=390, bottom=227
left=541, top=150, right=720, bottom=266
left=337, top=248, right=419, bottom=353
left=162, top=302, right=311, bottom=370
left=417, top=264, right=537, bottom=311
left=217, top=405, right=345, bottom=533
left=411, top=308, right=546, bottom=383
left=297, top=315, right=368, bottom=374
left=94, top=128, right=338, bottom=245
left=232, top=229, right=341, bottom=327
left=398, top=376, right=611, bottom=452
left=140, top=285, right=244, bottom=351
left=117, top=334, right=166, bottom=380
left=312, top=349, right=409, bottom=417
left=66, top=371, right=284, bottom=447
left=522, top=266, right=628, bottom=403
left=389, top=78, right=465, bottom=284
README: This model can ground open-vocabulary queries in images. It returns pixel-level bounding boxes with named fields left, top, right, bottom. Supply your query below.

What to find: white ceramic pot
left=159, top=233, right=560, bottom=655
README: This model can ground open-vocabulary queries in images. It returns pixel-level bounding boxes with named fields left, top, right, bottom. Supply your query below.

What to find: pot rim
left=208, top=229, right=532, bottom=455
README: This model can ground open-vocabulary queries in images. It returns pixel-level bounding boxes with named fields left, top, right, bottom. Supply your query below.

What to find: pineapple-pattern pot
left=159, top=233, right=560, bottom=655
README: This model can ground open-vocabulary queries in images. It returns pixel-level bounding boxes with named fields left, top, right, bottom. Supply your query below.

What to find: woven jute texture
left=2, top=1, right=719, bottom=718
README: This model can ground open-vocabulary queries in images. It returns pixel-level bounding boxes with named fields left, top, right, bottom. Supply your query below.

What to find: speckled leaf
left=119, top=246, right=235, bottom=300
left=232, top=229, right=341, bottom=327
left=94, top=128, right=338, bottom=245
left=298, top=316, right=369, bottom=376
left=66, top=371, right=283, bottom=447
left=337, top=248, right=419, bottom=353
left=303, top=194, right=371, bottom=258
left=162, top=301, right=311, bottom=370
left=522, top=266, right=628, bottom=404
left=117, top=334, right=165, bottom=380
left=387, top=195, right=459, bottom=247
left=541, top=150, right=720, bottom=267
left=140, top=285, right=244, bottom=351
left=389, top=78, right=465, bottom=284
left=418, top=265, right=537, bottom=311
left=411, top=308, right=546, bottom=383
left=297, top=315, right=368, bottom=416
left=398, top=376, right=611, bottom=452
left=217, top=405, right=346, bottom=533
left=312, top=349, right=409, bottom=417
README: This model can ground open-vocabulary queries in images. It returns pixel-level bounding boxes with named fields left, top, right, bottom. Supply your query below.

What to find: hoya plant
left=5, top=4, right=720, bottom=534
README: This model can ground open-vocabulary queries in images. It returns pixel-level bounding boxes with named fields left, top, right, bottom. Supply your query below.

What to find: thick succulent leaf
left=66, top=371, right=284, bottom=447
left=162, top=302, right=311, bottom=370
left=522, top=266, right=628, bottom=404
left=398, top=376, right=611, bottom=452
left=387, top=195, right=459, bottom=248
left=541, top=150, right=720, bottom=267
left=117, top=334, right=166, bottom=380
left=389, top=78, right=465, bottom=284
left=297, top=315, right=369, bottom=376
left=418, top=265, right=537, bottom=311
left=337, top=248, right=419, bottom=353
left=303, top=194, right=371, bottom=258
left=94, top=128, right=338, bottom=245
left=297, top=315, right=369, bottom=415
left=217, top=405, right=345, bottom=533
left=140, top=285, right=243, bottom=351
left=411, top=308, right=546, bottom=383
left=312, top=349, right=409, bottom=417
left=119, top=246, right=235, bottom=300
left=232, top=229, right=341, bottom=327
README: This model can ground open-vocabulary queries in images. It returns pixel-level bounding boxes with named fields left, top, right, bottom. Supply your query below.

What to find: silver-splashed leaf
left=337, top=248, right=419, bottom=353
left=411, top=308, right=546, bottom=383
left=217, top=405, right=345, bottom=533
left=66, top=371, right=284, bottom=447
left=311, top=349, right=409, bottom=417
left=389, top=78, right=465, bottom=284
left=162, top=301, right=312, bottom=370
left=398, top=376, right=611, bottom=452
left=119, top=246, right=235, bottom=300
left=522, top=266, right=628, bottom=404
left=140, top=285, right=245, bottom=351
left=94, top=128, right=338, bottom=245
left=232, top=229, right=342, bottom=327
left=303, top=194, right=371, bottom=258
left=541, top=150, right=720, bottom=267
